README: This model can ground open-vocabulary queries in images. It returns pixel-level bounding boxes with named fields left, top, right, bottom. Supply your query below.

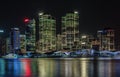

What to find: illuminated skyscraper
left=10, top=28, right=20, bottom=52
left=38, top=12, right=56, bottom=52
left=25, top=19, right=36, bottom=52
left=61, top=11, right=80, bottom=51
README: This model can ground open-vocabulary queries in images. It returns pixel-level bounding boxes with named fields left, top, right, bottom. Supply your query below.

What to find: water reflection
left=0, top=59, right=5, bottom=76
left=20, top=59, right=32, bottom=77
left=0, top=58, right=120, bottom=77
left=37, top=58, right=55, bottom=77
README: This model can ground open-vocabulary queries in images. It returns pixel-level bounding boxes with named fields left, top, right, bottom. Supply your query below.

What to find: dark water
left=0, top=58, right=120, bottom=77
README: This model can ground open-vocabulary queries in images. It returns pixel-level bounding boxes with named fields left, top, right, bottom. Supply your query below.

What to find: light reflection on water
left=0, top=58, right=120, bottom=77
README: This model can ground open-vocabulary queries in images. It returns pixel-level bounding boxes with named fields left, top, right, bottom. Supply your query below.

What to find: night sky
left=0, top=0, right=120, bottom=36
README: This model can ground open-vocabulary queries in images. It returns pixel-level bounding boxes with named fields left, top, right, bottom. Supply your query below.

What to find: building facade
left=56, top=34, right=64, bottom=50
left=80, top=35, right=92, bottom=49
left=97, top=29, right=115, bottom=51
left=10, top=28, right=20, bottom=53
left=114, top=27, right=120, bottom=51
left=25, top=19, right=36, bottom=52
left=38, top=12, right=56, bottom=52
left=20, top=35, right=26, bottom=53
left=0, top=37, right=6, bottom=55
left=61, top=11, right=80, bottom=51
left=6, top=37, right=11, bottom=53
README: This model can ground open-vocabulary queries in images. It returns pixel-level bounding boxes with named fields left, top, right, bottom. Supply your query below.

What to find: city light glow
left=24, top=18, right=30, bottom=23
left=74, top=11, right=78, bottom=14
left=0, top=30, right=4, bottom=33
left=82, top=35, right=87, bottom=38
left=39, top=12, right=43, bottom=16
left=81, top=42, right=86, bottom=44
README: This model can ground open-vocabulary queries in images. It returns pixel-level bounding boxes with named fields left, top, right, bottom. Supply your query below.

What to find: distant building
left=80, top=35, right=93, bottom=49
left=97, top=29, right=115, bottom=51
left=91, top=38, right=100, bottom=51
left=6, top=37, right=11, bottom=53
left=61, top=11, right=80, bottom=51
left=10, top=28, right=20, bottom=53
left=79, top=34, right=100, bottom=50
left=20, top=35, right=26, bottom=53
left=25, top=19, right=36, bottom=53
left=114, top=27, right=120, bottom=51
left=0, top=37, right=6, bottom=55
left=38, top=12, right=56, bottom=53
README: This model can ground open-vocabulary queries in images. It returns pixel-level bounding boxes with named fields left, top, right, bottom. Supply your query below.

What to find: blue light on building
left=10, top=28, right=20, bottom=52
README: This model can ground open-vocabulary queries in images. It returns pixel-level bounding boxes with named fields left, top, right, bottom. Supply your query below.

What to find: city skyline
left=0, top=1, right=120, bottom=77
left=0, top=0, right=120, bottom=36
left=2, top=16, right=116, bottom=53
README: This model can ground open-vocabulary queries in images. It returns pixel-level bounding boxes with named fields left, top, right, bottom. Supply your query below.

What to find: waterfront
left=0, top=58, right=120, bottom=77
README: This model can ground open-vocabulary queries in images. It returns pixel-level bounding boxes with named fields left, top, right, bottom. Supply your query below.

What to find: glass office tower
left=61, top=11, right=79, bottom=51
left=25, top=19, right=36, bottom=52
left=10, top=28, right=20, bottom=53
left=38, top=12, right=56, bottom=53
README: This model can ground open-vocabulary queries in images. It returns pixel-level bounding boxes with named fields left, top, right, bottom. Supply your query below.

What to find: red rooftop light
left=24, top=18, right=30, bottom=23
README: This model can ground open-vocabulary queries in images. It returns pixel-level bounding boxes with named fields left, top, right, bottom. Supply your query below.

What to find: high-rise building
left=38, top=12, right=56, bottom=52
left=61, top=11, right=79, bottom=51
left=20, top=35, right=26, bottom=53
left=25, top=19, right=36, bottom=52
left=10, top=28, right=20, bottom=53
left=97, top=29, right=115, bottom=51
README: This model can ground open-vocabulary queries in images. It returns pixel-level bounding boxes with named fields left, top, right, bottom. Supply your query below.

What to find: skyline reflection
left=0, top=58, right=120, bottom=77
